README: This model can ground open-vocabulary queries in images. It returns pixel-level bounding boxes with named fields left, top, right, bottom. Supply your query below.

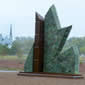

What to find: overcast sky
left=0, top=0, right=85, bottom=39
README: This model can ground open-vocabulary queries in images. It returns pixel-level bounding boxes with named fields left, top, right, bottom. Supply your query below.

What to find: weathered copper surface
left=33, top=13, right=44, bottom=72
left=24, top=5, right=80, bottom=75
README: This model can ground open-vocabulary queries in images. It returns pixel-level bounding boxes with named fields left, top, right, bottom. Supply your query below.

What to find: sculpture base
left=18, top=72, right=84, bottom=79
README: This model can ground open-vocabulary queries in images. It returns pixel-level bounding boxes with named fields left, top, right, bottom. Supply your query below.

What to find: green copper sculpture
left=24, top=5, right=80, bottom=74
left=24, top=46, right=33, bottom=72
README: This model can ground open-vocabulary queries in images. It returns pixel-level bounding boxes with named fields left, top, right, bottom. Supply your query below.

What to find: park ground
left=0, top=55, right=26, bottom=70
left=0, top=55, right=85, bottom=71
left=0, top=70, right=85, bottom=85
left=0, top=55, right=85, bottom=85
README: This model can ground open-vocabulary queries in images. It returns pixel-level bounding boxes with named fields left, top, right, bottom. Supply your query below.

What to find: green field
left=0, top=55, right=27, bottom=60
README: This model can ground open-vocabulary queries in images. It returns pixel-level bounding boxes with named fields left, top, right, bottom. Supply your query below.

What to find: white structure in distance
left=0, top=24, right=13, bottom=48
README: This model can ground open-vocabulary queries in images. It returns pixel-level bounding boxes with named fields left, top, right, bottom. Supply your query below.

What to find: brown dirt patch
left=0, top=60, right=24, bottom=69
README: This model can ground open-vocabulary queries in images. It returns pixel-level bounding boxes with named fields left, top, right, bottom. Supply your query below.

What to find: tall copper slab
left=33, top=13, right=44, bottom=72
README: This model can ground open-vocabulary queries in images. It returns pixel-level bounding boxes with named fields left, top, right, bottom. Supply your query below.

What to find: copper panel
left=33, top=12, right=44, bottom=72
left=18, top=72, right=84, bottom=79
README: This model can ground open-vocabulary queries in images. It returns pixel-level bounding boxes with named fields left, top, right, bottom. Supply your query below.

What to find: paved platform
left=0, top=72, right=85, bottom=85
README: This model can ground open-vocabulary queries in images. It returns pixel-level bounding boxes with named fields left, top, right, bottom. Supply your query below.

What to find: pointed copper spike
left=35, top=12, right=44, bottom=21
left=45, top=4, right=61, bottom=29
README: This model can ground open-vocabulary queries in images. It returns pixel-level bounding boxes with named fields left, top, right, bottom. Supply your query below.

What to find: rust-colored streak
left=33, top=12, right=44, bottom=72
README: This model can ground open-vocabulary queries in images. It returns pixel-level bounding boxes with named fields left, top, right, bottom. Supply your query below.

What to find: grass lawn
left=0, top=67, right=24, bottom=71
left=0, top=55, right=27, bottom=60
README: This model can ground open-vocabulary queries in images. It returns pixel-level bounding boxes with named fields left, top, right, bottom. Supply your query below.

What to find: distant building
left=0, top=24, right=13, bottom=48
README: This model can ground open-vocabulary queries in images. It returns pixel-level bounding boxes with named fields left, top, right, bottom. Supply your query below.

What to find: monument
left=18, top=5, right=83, bottom=79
